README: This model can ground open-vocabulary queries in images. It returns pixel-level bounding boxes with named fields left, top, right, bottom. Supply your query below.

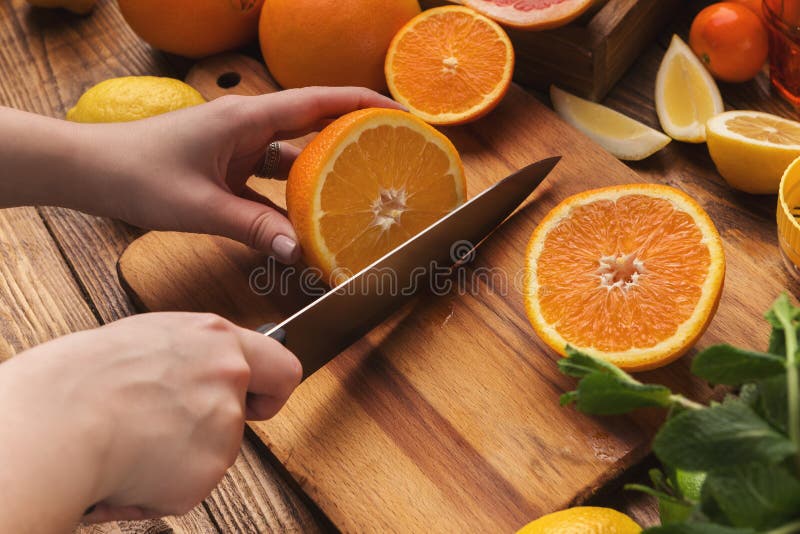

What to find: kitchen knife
left=260, top=156, right=561, bottom=380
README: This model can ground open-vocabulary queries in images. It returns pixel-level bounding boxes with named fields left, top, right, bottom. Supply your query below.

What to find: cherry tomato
left=689, top=2, right=769, bottom=83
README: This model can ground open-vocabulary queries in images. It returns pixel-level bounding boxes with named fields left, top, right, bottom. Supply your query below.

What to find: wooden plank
left=119, top=55, right=736, bottom=531
left=0, top=207, right=96, bottom=361
left=0, top=1, right=322, bottom=532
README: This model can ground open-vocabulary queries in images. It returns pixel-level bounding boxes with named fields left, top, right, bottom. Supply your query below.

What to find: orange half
left=385, top=6, right=514, bottom=125
left=287, top=108, right=466, bottom=285
left=524, top=184, right=725, bottom=371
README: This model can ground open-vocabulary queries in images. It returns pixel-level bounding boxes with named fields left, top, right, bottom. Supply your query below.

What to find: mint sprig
left=558, top=294, right=800, bottom=532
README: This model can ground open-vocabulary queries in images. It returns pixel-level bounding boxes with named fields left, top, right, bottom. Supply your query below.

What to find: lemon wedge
left=656, top=35, right=724, bottom=143
left=550, top=85, right=670, bottom=161
left=707, top=110, right=800, bottom=194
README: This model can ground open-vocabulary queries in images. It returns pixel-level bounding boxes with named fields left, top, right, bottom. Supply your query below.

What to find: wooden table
left=0, top=1, right=792, bottom=532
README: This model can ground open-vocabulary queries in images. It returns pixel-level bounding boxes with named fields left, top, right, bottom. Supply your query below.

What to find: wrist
left=0, top=352, right=111, bottom=531
left=0, top=107, right=129, bottom=215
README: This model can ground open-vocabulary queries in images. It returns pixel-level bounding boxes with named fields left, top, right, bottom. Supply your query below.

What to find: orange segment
left=287, top=108, right=466, bottom=285
left=525, top=185, right=725, bottom=371
left=385, top=6, right=514, bottom=125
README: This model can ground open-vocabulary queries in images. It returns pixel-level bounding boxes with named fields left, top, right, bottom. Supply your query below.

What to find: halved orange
left=524, top=184, right=725, bottom=371
left=385, top=6, right=514, bottom=125
left=287, top=108, right=466, bottom=285
left=459, top=0, right=596, bottom=30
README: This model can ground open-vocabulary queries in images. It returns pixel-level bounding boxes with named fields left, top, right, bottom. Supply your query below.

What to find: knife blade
left=261, top=156, right=561, bottom=380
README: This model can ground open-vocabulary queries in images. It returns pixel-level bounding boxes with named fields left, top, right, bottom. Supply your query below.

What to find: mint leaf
left=703, top=463, right=800, bottom=530
left=764, top=293, right=800, bottom=332
left=557, top=346, right=631, bottom=380
left=558, top=348, right=674, bottom=414
left=644, top=525, right=755, bottom=534
left=691, top=345, right=786, bottom=385
left=566, top=372, right=673, bottom=415
left=757, top=374, right=789, bottom=434
left=653, top=401, right=796, bottom=472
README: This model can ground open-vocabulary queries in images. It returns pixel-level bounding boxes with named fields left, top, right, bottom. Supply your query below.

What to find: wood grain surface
left=0, top=1, right=325, bottom=533
left=1, top=0, right=792, bottom=531
left=115, top=53, right=756, bottom=532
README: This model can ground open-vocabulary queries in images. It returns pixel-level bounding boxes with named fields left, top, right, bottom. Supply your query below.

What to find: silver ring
left=256, top=142, right=282, bottom=178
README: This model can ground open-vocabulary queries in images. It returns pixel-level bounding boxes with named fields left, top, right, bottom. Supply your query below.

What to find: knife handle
left=256, top=322, right=287, bottom=345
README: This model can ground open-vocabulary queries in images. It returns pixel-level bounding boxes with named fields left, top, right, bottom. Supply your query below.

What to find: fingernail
left=271, top=234, right=299, bottom=264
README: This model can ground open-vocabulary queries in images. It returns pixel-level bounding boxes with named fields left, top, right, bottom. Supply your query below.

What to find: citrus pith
left=287, top=108, right=466, bottom=286
left=525, top=184, right=725, bottom=371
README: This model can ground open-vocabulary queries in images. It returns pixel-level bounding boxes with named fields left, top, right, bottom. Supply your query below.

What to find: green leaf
left=764, top=293, right=800, bottom=332
left=767, top=325, right=789, bottom=358
left=569, top=372, right=673, bottom=415
left=558, top=390, right=578, bottom=407
left=644, top=524, right=755, bottom=534
left=653, top=401, right=796, bottom=472
left=557, top=346, right=632, bottom=380
left=738, top=383, right=759, bottom=408
left=703, top=463, right=800, bottom=530
left=691, top=345, right=786, bottom=385
left=757, top=374, right=789, bottom=434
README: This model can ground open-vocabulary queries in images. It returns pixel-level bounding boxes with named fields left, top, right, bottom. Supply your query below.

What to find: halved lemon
left=655, top=35, right=724, bottom=143
left=287, top=108, right=466, bottom=285
left=525, top=184, right=725, bottom=371
left=707, top=110, right=800, bottom=194
left=550, top=85, right=671, bottom=161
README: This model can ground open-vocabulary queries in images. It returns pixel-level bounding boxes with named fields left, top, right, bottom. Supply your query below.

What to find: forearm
left=0, top=355, right=103, bottom=532
left=0, top=107, right=124, bottom=213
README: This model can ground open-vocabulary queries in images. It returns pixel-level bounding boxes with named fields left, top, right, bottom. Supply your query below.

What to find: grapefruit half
left=458, top=0, right=597, bottom=30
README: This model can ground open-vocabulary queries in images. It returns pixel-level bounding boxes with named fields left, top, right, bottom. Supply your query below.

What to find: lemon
left=66, top=76, right=206, bottom=123
left=550, top=85, right=671, bottom=161
left=516, top=507, right=641, bottom=534
left=655, top=35, right=724, bottom=143
left=26, top=0, right=96, bottom=15
left=707, top=110, right=800, bottom=194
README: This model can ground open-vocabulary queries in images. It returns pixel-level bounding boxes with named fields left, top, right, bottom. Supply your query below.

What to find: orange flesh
left=389, top=10, right=510, bottom=116
left=536, top=195, right=711, bottom=352
left=319, top=124, right=461, bottom=275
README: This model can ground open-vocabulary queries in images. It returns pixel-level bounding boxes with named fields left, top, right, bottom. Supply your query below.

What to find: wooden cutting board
left=118, top=54, right=764, bottom=532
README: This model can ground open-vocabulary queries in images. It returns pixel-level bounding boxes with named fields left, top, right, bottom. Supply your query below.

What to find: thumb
left=210, top=193, right=301, bottom=264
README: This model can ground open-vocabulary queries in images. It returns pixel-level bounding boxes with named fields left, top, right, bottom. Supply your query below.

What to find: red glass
left=765, top=0, right=800, bottom=105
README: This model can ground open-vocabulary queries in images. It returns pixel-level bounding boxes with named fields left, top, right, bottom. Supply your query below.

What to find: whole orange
left=689, top=2, right=768, bottom=83
left=118, top=0, right=264, bottom=59
left=259, top=0, right=421, bottom=92
left=732, top=0, right=765, bottom=22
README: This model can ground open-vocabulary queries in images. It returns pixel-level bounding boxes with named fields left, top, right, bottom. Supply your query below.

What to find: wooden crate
left=420, top=0, right=681, bottom=101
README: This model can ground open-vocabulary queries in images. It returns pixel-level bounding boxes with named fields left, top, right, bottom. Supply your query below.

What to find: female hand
left=0, top=87, right=403, bottom=263
left=81, top=87, right=403, bottom=263
left=0, top=312, right=301, bottom=530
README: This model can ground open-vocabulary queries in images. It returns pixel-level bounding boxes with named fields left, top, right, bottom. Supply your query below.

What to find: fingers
left=208, top=193, right=301, bottom=264
left=234, top=327, right=303, bottom=420
left=244, top=87, right=405, bottom=141
left=82, top=504, right=158, bottom=524
left=248, top=141, right=300, bottom=180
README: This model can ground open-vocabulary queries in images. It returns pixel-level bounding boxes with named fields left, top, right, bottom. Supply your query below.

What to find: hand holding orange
left=287, top=108, right=466, bottom=285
